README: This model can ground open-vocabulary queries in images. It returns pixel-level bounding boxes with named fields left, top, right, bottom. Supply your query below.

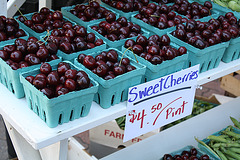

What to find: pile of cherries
left=17, top=7, right=72, bottom=33
left=69, top=1, right=117, bottom=22
left=46, top=23, right=104, bottom=54
left=171, top=12, right=240, bottom=49
left=170, top=0, right=212, bottom=20
left=124, top=34, right=187, bottom=65
left=101, top=0, right=150, bottom=12
left=152, top=0, right=175, bottom=5
left=162, top=147, right=210, bottom=160
left=25, top=62, right=91, bottom=99
left=91, top=17, right=144, bottom=41
left=134, top=3, right=188, bottom=30
left=0, top=16, right=26, bottom=41
left=0, top=37, right=59, bottom=70
left=77, top=49, right=136, bottom=80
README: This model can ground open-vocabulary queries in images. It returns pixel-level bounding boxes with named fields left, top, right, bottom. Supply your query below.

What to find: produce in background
left=196, top=123, right=240, bottom=160
left=214, top=0, right=240, bottom=12
left=162, top=147, right=210, bottom=160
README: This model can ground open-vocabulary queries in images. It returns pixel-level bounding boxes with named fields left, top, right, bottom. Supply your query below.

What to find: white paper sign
left=123, top=65, right=199, bottom=142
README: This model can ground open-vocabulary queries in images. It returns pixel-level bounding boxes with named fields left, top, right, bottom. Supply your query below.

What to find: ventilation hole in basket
left=200, top=63, right=204, bottom=72
left=70, top=110, right=74, bottom=121
left=80, top=105, right=85, bottom=116
left=144, top=78, right=147, bottom=82
left=4, top=78, right=8, bottom=88
left=29, top=99, right=33, bottom=110
left=10, top=83, right=14, bottom=93
left=232, top=51, right=237, bottom=60
left=213, top=58, right=219, bottom=68
left=188, top=61, right=191, bottom=67
left=111, top=95, right=115, bottom=105
left=59, top=114, right=62, bottom=124
left=207, top=61, right=211, bottom=70
left=97, top=93, right=100, bottom=104
left=36, top=105, right=39, bottom=115
left=43, top=111, right=46, bottom=122
left=121, top=90, right=124, bottom=101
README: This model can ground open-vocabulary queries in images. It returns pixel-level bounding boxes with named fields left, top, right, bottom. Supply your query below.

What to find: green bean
left=222, top=131, right=240, bottom=139
left=230, top=116, right=240, bottom=129
left=229, top=147, right=240, bottom=154
left=220, top=147, right=240, bottom=160
left=213, top=143, right=240, bottom=148
left=207, top=135, right=229, bottom=143
left=195, top=137, right=220, bottom=158
left=225, top=155, right=236, bottom=160
left=213, top=148, right=228, bottom=160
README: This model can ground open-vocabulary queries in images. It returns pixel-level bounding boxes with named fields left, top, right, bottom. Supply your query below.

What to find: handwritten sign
left=123, top=65, right=199, bottom=142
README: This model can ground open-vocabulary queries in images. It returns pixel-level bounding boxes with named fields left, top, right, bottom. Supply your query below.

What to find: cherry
left=47, top=71, right=60, bottom=86
left=83, top=55, right=96, bottom=69
left=57, top=87, right=69, bottom=96
left=0, top=50, right=8, bottom=60
left=26, top=76, right=35, bottom=84
left=113, top=66, right=125, bottom=75
left=40, top=63, right=52, bottom=75
left=107, top=50, right=118, bottom=62
left=76, top=75, right=90, bottom=89
left=41, top=88, right=54, bottom=98
left=65, top=69, right=77, bottom=79
left=10, top=50, right=22, bottom=62
left=64, top=79, right=76, bottom=91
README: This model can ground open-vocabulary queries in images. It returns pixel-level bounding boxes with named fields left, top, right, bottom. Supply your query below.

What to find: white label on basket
left=123, top=65, right=199, bottom=142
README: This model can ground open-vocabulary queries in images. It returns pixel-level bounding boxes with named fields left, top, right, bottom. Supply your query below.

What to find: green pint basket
left=168, top=33, right=229, bottom=73
left=74, top=48, right=146, bottom=109
left=122, top=42, right=189, bottom=82
left=61, top=3, right=119, bottom=28
left=15, top=11, right=76, bottom=39
left=222, top=37, right=240, bottom=63
left=20, top=61, right=99, bottom=128
left=87, top=21, right=149, bottom=50
left=0, top=42, right=61, bottom=99
left=100, top=1, right=138, bottom=20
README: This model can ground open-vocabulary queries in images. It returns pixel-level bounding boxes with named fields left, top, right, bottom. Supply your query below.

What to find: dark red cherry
left=40, top=63, right=52, bottom=75
left=64, top=79, right=76, bottom=91
left=76, top=75, right=90, bottom=89
left=83, top=55, right=96, bottom=69
left=47, top=71, right=60, bottom=86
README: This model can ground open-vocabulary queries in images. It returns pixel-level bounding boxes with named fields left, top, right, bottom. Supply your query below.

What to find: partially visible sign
left=123, top=65, right=199, bottom=142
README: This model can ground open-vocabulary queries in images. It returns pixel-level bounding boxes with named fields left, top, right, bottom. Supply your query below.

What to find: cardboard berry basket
left=15, top=10, right=77, bottom=39
left=130, top=14, right=177, bottom=37
left=122, top=42, right=189, bottom=82
left=74, top=48, right=146, bottom=109
left=198, top=126, right=240, bottom=160
left=159, top=145, right=215, bottom=160
left=19, top=61, right=99, bottom=128
left=168, top=33, right=230, bottom=73
left=0, top=26, right=29, bottom=47
left=87, top=21, right=150, bottom=50
left=61, top=3, right=119, bottom=28
left=100, top=1, right=138, bottom=20
left=0, top=42, right=62, bottom=99
left=56, top=34, right=107, bottom=62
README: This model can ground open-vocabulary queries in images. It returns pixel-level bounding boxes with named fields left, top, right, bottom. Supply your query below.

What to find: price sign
left=123, top=65, right=199, bottom=142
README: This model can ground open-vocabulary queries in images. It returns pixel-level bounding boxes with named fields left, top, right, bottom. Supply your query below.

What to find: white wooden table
left=1, top=59, right=240, bottom=160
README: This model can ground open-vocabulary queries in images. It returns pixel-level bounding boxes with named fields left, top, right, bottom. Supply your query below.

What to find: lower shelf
left=100, top=97, right=240, bottom=160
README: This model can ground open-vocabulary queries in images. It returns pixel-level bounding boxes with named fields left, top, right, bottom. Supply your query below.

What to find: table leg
left=4, top=119, right=42, bottom=160
left=39, top=138, right=68, bottom=160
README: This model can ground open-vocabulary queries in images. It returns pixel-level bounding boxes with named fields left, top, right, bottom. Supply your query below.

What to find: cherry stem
left=209, top=8, right=215, bottom=22
left=37, top=30, right=50, bottom=45
left=119, top=47, right=138, bottom=66
left=151, top=15, right=160, bottom=18
left=14, top=5, right=27, bottom=21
